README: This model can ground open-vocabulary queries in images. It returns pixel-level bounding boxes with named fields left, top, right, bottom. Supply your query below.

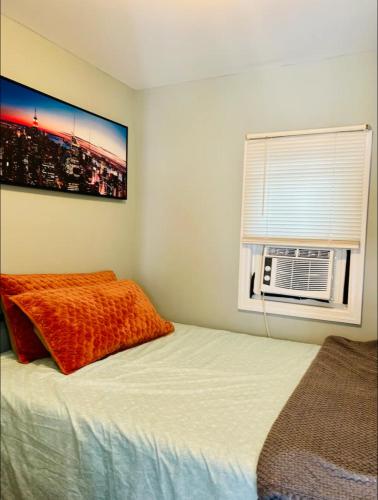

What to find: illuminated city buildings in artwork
left=0, top=77, right=127, bottom=199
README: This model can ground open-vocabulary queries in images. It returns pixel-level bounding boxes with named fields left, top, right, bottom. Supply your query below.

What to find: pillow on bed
left=0, top=271, right=116, bottom=363
left=10, top=280, right=174, bottom=374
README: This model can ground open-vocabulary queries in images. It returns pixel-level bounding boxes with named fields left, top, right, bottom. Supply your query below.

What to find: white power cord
left=261, top=291, right=272, bottom=338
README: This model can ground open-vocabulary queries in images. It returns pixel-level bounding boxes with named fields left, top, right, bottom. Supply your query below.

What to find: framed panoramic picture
left=0, top=76, right=128, bottom=199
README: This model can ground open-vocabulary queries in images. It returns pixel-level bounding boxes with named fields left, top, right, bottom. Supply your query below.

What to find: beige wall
left=1, top=16, right=376, bottom=344
left=135, top=52, right=377, bottom=344
left=0, top=16, right=137, bottom=279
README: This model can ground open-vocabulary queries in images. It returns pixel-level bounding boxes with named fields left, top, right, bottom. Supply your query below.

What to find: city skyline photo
left=0, top=76, right=128, bottom=199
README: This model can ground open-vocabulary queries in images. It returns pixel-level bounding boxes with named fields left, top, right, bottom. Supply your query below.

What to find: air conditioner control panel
left=263, top=257, right=272, bottom=284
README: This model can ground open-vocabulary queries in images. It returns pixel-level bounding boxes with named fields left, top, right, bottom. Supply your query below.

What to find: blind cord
left=261, top=291, right=272, bottom=338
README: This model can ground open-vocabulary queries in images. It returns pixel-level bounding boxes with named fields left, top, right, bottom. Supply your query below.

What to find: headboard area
left=0, top=312, right=11, bottom=353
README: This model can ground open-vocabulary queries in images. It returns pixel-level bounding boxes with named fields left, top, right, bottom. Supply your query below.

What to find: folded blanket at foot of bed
left=257, top=336, right=377, bottom=500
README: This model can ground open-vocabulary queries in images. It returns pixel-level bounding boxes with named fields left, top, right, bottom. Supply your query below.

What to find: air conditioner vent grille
left=267, top=247, right=296, bottom=257
left=266, top=247, right=331, bottom=259
left=275, top=259, right=330, bottom=291
left=298, top=249, right=331, bottom=259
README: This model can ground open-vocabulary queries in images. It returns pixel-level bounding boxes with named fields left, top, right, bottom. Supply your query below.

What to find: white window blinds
left=241, top=127, right=372, bottom=249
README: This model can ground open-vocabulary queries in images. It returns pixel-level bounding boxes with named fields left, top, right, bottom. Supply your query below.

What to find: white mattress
left=1, top=323, right=319, bottom=500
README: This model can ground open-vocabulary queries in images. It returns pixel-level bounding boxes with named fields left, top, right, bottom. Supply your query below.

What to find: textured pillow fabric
left=10, top=280, right=174, bottom=374
left=0, top=271, right=116, bottom=363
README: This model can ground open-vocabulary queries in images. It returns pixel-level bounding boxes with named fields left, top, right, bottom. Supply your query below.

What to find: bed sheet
left=1, top=323, right=319, bottom=500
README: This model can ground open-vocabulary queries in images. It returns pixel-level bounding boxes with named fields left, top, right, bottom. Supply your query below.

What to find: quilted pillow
left=0, top=271, right=116, bottom=363
left=10, top=280, right=174, bottom=374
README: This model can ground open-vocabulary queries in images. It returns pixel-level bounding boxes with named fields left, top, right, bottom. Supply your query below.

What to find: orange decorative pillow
left=0, top=271, right=116, bottom=363
left=10, top=280, right=174, bottom=374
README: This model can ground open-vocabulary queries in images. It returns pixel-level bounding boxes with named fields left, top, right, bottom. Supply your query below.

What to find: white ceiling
left=2, top=0, right=377, bottom=90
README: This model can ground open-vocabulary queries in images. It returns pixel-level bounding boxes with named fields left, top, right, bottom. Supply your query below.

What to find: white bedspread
left=1, top=323, right=319, bottom=500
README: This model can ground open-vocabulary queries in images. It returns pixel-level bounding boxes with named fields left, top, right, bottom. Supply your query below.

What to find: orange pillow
left=0, top=271, right=116, bottom=363
left=10, top=280, right=174, bottom=374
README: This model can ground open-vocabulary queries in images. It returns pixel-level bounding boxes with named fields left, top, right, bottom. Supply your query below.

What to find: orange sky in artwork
left=1, top=79, right=127, bottom=164
left=1, top=108, right=126, bottom=169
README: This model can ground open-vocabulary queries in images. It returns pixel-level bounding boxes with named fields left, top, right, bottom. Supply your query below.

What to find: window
left=238, top=125, right=373, bottom=324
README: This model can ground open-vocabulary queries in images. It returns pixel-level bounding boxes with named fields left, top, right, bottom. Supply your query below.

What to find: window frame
left=238, top=126, right=373, bottom=325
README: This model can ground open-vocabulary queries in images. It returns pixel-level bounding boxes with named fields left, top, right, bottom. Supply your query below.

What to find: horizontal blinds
left=241, top=129, right=371, bottom=248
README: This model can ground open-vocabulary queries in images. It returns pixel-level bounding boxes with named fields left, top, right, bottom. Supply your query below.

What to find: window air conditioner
left=261, top=246, right=334, bottom=300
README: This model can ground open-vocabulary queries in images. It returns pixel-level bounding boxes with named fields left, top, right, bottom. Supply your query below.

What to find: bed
left=1, top=322, right=319, bottom=500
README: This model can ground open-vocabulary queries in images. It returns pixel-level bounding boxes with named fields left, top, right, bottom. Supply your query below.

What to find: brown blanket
left=257, top=336, right=377, bottom=500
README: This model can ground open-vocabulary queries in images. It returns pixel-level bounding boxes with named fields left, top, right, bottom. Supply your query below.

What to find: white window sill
left=238, top=296, right=361, bottom=325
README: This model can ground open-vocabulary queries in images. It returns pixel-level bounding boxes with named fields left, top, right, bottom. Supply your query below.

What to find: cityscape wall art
left=0, top=76, right=128, bottom=199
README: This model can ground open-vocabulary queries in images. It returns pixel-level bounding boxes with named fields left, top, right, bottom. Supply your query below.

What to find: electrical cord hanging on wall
left=261, top=291, right=272, bottom=338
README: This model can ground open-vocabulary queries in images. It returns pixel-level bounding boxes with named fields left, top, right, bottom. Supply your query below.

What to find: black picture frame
left=0, top=76, right=128, bottom=200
